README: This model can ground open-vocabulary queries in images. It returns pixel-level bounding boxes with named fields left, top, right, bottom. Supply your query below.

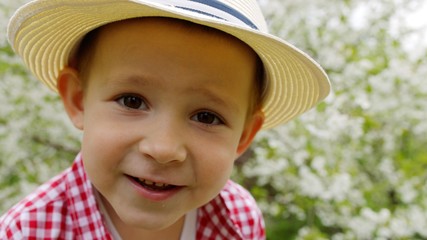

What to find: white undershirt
left=95, top=190, right=196, bottom=240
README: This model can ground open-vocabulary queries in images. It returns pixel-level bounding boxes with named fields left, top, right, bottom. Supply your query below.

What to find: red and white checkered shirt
left=0, top=154, right=265, bottom=239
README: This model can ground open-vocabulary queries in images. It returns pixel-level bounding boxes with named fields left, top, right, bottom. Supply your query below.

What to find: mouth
left=129, top=176, right=178, bottom=191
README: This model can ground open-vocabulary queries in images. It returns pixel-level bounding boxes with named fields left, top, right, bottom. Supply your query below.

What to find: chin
left=119, top=210, right=183, bottom=231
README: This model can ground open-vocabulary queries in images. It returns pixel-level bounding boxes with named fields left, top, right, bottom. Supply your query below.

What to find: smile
left=130, top=176, right=178, bottom=191
left=126, top=174, right=183, bottom=201
left=128, top=176, right=179, bottom=192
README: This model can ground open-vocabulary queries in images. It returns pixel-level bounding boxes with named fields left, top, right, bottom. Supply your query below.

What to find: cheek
left=191, top=155, right=234, bottom=205
left=81, top=103, right=131, bottom=151
left=80, top=112, right=131, bottom=180
left=81, top=120, right=117, bottom=158
left=190, top=135, right=240, bottom=191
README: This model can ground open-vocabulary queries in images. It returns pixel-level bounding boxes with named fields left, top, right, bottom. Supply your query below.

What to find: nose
left=138, top=119, right=187, bottom=164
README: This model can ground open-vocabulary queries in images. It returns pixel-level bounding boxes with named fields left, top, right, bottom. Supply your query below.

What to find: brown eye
left=191, top=112, right=223, bottom=125
left=116, top=95, right=147, bottom=110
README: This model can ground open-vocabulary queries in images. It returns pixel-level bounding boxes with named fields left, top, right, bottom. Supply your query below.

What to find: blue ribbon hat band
left=155, top=0, right=259, bottom=30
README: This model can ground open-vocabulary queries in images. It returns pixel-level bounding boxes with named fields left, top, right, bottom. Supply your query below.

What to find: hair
left=70, top=17, right=266, bottom=114
left=70, top=27, right=100, bottom=90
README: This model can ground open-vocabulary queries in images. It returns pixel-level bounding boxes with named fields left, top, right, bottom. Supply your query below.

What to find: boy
left=1, top=0, right=330, bottom=239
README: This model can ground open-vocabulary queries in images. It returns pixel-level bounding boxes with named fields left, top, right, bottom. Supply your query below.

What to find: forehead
left=91, top=17, right=258, bottom=79
left=74, top=17, right=261, bottom=86
left=88, top=17, right=258, bottom=89
left=98, top=17, right=253, bottom=51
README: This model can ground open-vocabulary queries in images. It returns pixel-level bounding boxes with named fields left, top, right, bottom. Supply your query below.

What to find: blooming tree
left=0, top=0, right=81, bottom=211
left=234, top=0, right=427, bottom=239
left=1, top=0, right=427, bottom=239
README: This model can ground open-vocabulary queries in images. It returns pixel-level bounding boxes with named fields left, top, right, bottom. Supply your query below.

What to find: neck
left=101, top=196, right=185, bottom=240
left=115, top=217, right=185, bottom=240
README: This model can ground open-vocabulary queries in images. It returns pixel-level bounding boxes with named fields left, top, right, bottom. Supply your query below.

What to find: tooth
left=145, top=180, right=154, bottom=185
left=155, top=182, right=169, bottom=187
left=136, top=178, right=171, bottom=188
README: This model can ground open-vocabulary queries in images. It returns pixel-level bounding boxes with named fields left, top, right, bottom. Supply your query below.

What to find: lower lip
left=127, top=176, right=183, bottom=202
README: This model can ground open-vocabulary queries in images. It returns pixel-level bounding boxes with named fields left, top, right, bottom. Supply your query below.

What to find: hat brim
left=8, top=0, right=330, bottom=129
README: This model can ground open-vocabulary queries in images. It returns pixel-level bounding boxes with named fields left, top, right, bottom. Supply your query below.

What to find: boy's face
left=58, top=18, right=263, bottom=232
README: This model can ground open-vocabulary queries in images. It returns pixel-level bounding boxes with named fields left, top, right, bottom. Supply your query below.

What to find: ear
left=57, top=67, right=85, bottom=130
left=236, top=110, right=265, bottom=156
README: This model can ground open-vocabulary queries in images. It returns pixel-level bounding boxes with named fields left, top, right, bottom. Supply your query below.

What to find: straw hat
left=7, top=0, right=330, bottom=129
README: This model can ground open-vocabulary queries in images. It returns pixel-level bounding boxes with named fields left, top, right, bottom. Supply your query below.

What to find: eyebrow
left=106, top=75, right=151, bottom=88
left=186, top=86, right=241, bottom=114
